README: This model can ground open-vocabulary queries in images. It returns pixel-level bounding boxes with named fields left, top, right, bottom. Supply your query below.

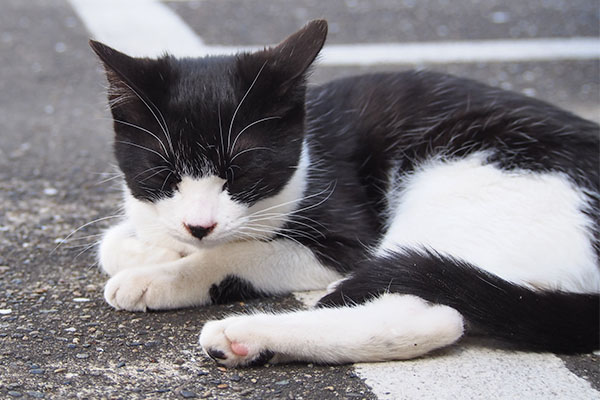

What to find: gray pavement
left=0, top=0, right=598, bottom=399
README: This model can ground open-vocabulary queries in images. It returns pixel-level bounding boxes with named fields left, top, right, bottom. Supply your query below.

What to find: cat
left=90, top=19, right=599, bottom=368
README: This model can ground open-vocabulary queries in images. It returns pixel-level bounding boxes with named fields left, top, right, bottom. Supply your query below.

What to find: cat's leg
left=103, top=239, right=341, bottom=311
left=199, top=293, right=464, bottom=367
left=98, top=220, right=182, bottom=276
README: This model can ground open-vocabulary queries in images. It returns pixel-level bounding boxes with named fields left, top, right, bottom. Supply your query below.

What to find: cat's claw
left=199, top=318, right=275, bottom=368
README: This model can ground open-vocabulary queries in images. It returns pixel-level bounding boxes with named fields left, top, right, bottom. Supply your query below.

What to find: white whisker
left=116, top=140, right=171, bottom=165
left=230, top=116, right=281, bottom=158
left=113, top=118, right=170, bottom=158
left=227, top=61, right=268, bottom=155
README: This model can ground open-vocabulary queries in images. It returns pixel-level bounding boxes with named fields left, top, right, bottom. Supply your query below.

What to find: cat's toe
left=103, top=270, right=150, bottom=312
left=199, top=319, right=274, bottom=368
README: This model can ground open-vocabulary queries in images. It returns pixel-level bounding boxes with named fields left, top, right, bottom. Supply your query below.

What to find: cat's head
left=92, top=20, right=327, bottom=249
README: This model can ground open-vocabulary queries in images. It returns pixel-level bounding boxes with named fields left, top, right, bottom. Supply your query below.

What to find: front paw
left=199, top=317, right=275, bottom=368
left=99, top=224, right=183, bottom=276
left=104, top=268, right=176, bottom=312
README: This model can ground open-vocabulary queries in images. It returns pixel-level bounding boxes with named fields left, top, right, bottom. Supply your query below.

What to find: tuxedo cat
left=91, top=20, right=599, bottom=367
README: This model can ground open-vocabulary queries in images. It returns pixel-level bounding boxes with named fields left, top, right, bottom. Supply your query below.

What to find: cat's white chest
left=378, top=153, right=600, bottom=293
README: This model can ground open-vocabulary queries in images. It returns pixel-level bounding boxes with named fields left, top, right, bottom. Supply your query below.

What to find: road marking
left=355, top=347, right=599, bottom=400
left=68, top=0, right=206, bottom=57
left=69, top=1, right=600, bottom=398
left=68, top=0, right=599, bottom=64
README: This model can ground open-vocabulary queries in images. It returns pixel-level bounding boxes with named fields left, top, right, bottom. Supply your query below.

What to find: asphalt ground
left=0, top=0, right=598, bottom=399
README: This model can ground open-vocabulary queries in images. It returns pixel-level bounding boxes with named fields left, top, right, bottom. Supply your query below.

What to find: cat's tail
left=318, top=249, right=600, bottom=353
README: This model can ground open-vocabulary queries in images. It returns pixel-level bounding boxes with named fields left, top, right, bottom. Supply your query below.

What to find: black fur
left=209, top=275, right=267, bottom=305
left=318, top=250, right=600, bottom=353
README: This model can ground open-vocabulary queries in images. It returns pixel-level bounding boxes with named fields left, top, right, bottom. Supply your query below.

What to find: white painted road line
left=70, top=0, right=599, bottom=398
left=68, top=0, right=207, bottom=57
left=68, top=0, right=600, bottom=64
left=356, top=348, right=599, bottom=400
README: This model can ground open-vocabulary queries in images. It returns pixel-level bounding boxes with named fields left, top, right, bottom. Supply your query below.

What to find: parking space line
left=68, top=0, right=207, bottom=57
left=68, top=0, right=599, bottom=64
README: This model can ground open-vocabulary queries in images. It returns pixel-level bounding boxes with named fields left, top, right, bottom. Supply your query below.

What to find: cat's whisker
left=59, top=233, right=105, bottom=242
left=239, top=225, right=306, bottom=248
left=160, top=171, right=174, bottom=191
left=118, top=80, right=175, bottom=156
left=116, top=140, right=172, bottom=165
left=72, top=241, right=102, bottom=262
left=245, top=215, right=326, bottom=238
left=229, top=116, right=281, bottom=158
left=230, top=146, right=274, bottom=163
left=227, top=61, right=268, bottom=156
left=139, top=167, right=172, bottom=183
left=51, top=214, right=124, bottom=254
left=247, top=211, right=327, bottom=231
left=247, top=181, right=336, bottom=219
left=243, top=221, right=320, bottom=243
left=113, top=118, right=170, bottom=159
left=95, top=173, right=124, bottom=185
left=133, top=165, right=172, bottom=180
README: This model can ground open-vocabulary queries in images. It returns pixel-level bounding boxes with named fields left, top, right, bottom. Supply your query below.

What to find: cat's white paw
left=104, top=268, right=178, bottom=312
left=199, top=317, right=275, bottom=368
left=99, top=223, right=183, bottom=276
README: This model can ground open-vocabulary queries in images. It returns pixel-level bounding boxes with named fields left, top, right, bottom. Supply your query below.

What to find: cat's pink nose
left=184, top=223, right=217, bottom=240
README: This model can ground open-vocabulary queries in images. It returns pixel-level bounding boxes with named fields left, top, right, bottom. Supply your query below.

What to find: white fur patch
left=102, top=239, right=341, bottom=311
left=377, top=152, right=600, bottom=293
left=199, top=293, right=464, bottom=367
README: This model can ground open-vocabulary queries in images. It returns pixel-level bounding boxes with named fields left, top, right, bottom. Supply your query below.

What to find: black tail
left=318, top=250, right=600, bottom=353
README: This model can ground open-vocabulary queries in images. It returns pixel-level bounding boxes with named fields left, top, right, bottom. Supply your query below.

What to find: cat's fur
left=91, top=20, right=599, bottom=367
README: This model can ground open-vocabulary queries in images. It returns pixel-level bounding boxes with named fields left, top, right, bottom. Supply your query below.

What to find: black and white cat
left=90, top=20, right=599, bottom=368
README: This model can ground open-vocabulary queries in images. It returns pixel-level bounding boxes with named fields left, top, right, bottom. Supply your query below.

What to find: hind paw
left=199, top=317, right=275, bottom=368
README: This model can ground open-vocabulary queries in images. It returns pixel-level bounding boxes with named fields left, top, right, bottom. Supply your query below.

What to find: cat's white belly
left=378, top=152, right=600, bottom=293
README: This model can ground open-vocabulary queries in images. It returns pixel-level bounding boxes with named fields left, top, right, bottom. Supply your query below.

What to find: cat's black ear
left=89, top=40, right=167, bottom=110
left=267, top=19, right=328, bottom=81
left=239, top=20, right=328, bottom=94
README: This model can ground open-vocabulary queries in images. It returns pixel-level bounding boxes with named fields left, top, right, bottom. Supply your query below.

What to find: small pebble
left=174, top=358, right=185, bottom=365
left=26, top=391, right=44, bottom=399
left=229, top=374, right=241, bottom=382
left=324, top=386, right=335, bottom=391
left=75, top=353, right=89, bottom=359
left=275, top=380, right=289, bottom=385
left=180, top=390, right=197, bottom=398
left=0, top=309, right=12, bottom=315
left=217, top=383, right=228, bottom=389
left=30, top=368, right=45, bottom=374
left=53, top=368, right=66, bottom=373
left=8, top=391, right=22, bottom=398
left=117, top=361, right=126, bottom=368
left=72, top=297, right=90, bottom=303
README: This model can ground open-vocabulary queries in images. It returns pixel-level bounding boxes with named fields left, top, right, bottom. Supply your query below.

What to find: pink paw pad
left=230, top=342, right=249, bottom=356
